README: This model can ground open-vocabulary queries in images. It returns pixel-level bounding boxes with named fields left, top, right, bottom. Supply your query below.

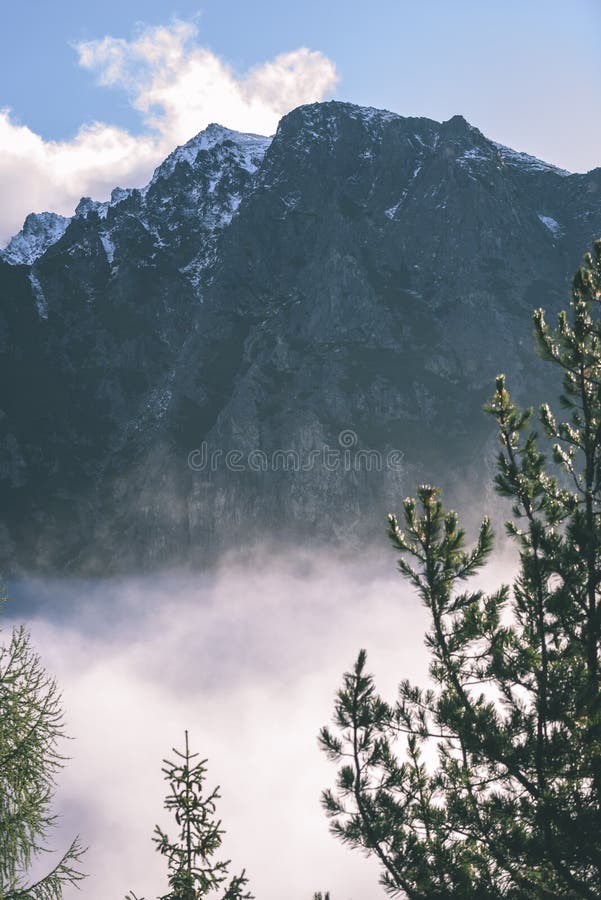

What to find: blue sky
left=1, top=0, right=600, bottom=241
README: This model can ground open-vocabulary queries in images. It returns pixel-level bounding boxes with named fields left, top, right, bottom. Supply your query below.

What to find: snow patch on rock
left=75, top=197, right=109, bottom=219
left=348, top=105, right=401, bottom=127
left=110, top=187, right=133, bottom=205
left=150, top=124, right=272, bottom=185
left=495, top=143, right=570, bottom=176
left=385, top=164, right=422, bottom=219
left=1, top=212, right=69, bottom=265
left=457, top=147, right=491, bottom=167
left=100, top=232, right=116, bottom=265
left=538, top=214, right=564, bottom=238
left=28, top=270, right=48, bottom=318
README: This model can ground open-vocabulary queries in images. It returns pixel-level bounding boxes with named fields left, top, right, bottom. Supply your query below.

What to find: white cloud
left=77, top=21, right=337, bottom=144
left=0, top=113, right=160, bottom=244
left=0, top=20, right=338, bottom=244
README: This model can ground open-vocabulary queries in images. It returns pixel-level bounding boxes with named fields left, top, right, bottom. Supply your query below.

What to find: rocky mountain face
left=1, top=102, right=601, bottom=573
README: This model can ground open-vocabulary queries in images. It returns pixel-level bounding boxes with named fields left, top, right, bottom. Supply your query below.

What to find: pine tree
left=0, top=596, right=86, bottom=900
left=128, top=731, right=252, bottom=900
left=320, top=240, right=601, bottom=897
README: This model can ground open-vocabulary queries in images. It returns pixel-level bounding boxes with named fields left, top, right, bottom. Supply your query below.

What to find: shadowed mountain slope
left=1, top=102, right=600, bottom=572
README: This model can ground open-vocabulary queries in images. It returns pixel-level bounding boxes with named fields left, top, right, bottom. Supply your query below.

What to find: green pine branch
left=321, top=239, right=601, bottom=898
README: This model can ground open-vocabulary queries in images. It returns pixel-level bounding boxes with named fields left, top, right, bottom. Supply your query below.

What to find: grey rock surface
left=1, top=101, right=600, bottom=572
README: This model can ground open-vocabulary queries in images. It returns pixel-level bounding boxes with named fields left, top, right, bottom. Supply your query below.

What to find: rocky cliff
left=1, top=102, right=600, bottom=572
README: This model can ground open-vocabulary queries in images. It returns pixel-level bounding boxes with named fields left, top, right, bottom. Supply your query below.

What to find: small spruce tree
left=320, top=240, right=601, bottom=897
left=128, top=731, right=252, bottom=900
left=0, top=594, right=86, bottom=900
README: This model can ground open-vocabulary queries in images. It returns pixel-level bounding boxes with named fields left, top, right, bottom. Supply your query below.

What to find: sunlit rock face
left=1, top=101, right=600, bottom=572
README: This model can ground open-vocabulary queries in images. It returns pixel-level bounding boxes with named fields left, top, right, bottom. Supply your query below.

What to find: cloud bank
left=0, top=20, right=338, bottom=244
left=11, top=548, right=431, bottom=900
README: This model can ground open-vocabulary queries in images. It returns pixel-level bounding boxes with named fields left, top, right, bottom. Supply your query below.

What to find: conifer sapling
left=127, top=731, right=252, bottom=900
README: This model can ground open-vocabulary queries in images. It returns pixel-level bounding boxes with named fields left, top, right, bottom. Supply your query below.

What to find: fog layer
left=9, top=546, right=442, bottom=899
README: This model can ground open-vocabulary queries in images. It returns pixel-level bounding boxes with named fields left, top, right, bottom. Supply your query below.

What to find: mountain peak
left=110, top=187, right=133, bottom=205
left=150, top=123, right=272, bottom=184
left=75, top=196, right=106, bottom=219
left=442, top=113, right=471, bottom=129
left=1, top=97, right=600, bottom=573
left=0, top=211, right=70, bottom=265
left=438, top=114, right=485, bottom=146
left=0, top=102, right=577, bottom=270
left=277, top=100, right=402, bottom=136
